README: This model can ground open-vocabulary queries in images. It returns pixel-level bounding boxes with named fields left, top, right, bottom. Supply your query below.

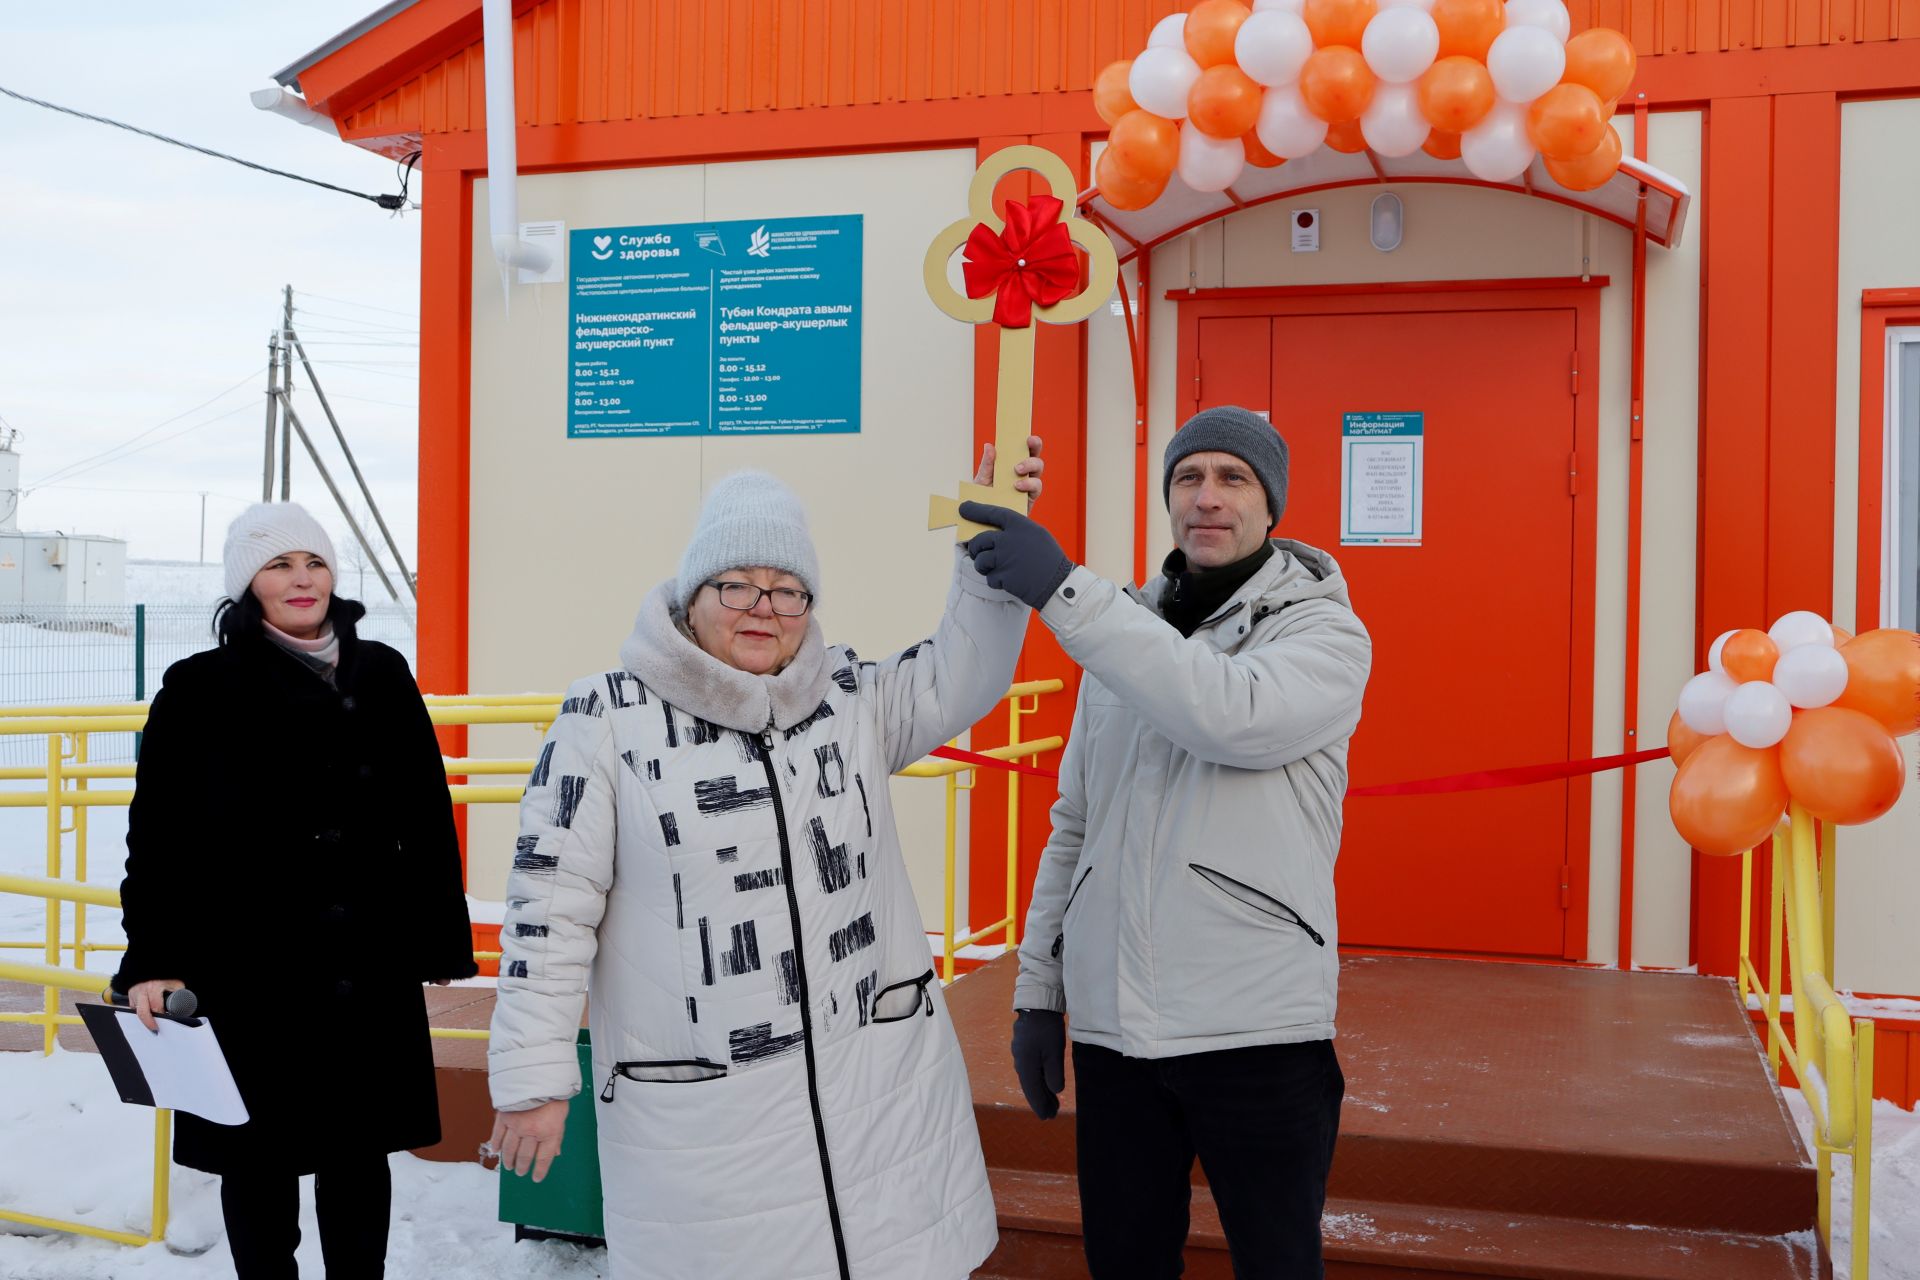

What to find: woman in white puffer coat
left=486, top=448, right=1042, bottom=1280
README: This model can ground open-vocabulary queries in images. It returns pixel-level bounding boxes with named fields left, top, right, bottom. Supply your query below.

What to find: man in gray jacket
left=958, top=405, right=1371, bottom=1279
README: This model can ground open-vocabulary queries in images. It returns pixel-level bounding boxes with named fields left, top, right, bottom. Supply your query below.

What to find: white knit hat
left=676, top=471, right=821, bottom=611
left=222, top=502, right=341, bottom=603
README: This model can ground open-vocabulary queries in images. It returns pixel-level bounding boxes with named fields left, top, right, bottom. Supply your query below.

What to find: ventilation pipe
left=248, top=87, right=339, bottom=136
left=483, top=0, right=552, bottom=299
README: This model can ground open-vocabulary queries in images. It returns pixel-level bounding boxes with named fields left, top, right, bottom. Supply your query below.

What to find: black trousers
left=219, top=1155, right=393, bottom=1280
left=1073, top=1039, right=1344, bottom=1280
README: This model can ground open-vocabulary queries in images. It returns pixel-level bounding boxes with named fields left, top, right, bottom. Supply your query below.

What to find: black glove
left=1010, top=1008, right=1067, bottom=1120
left=960, top=501, right=1076, bottom=611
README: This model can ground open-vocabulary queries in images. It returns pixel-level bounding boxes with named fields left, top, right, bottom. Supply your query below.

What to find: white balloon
left=1769, top=610, right=1835, bottom=655
left=1504, top=0, right=1572, bottom=41
left=1461, top=102, right=1536, bottom=181
left=1362, top=8, right=1441, bottom=83
left=1772, top=644, right=1850, bottom=709
left=1255, top=83, right=1330, bottom=159
left=1129, top=46, right=1204, bottom=120
left=1360, top=83, right=1429, bottom=156
left=1178, top=120, right=1248, bottom=192
left=1379, top=0, right=1438, bottom=9
left=1707, top=628, right=1738, bottom=674
left=1486, top=26, right=1566, bottom=103
left=1236, top=10, right=1316, bottom=86
left=1724, top=681, right=1794, bottom=750
left=1678, top=670, right=1738, bottom=737
left=1254, top=0, right=1308, bottom=12
left=1149, top=12, right=1189, bottom=47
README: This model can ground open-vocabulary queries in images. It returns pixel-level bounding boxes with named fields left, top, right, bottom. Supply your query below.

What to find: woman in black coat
left=113, top=502, right=476, bottom=1279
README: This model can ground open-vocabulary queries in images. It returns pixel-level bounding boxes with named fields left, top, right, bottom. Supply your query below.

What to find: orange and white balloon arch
left=1093, top=0, right=1637, bottom=210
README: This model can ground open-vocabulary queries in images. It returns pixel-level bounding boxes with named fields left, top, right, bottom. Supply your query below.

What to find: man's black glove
left=1010, top=1008, right=1067, bottom=1120
left=960, top=501, right=1075, bottom=611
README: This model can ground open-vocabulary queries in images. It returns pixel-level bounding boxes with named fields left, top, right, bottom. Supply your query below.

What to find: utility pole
left=278, top=285, right=294, bottom=501
left=275, top=394, right=401, bottom=602
left=198, top=491, right=208, bottom=563
left=261, top=330, right=280, bottom=502
left=284, top=324, right=418, bottom=598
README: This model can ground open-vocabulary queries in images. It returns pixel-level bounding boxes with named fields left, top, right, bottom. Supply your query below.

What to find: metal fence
left=0, top=603, right=417, bottom=763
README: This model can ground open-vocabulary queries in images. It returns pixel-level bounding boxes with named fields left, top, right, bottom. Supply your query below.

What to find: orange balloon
left=1834, top=628, right=1920, bottom=736
left=1422, top=129, right=1463, bottom=160
left=1305, top=0, right=1379, bottom=49
left=1832, top=625, right=1854, bottom=645
left=1667, top=709, right=1711, bottom=768
left=1243, top=129, right=1289, bottom=168
left=1528, top=84, right=1609, bottom=161
left=1562, top=27, right=1638, bottom=103
left=1325, top=117, right=1369, bottom=153
left=1106, top=109, right=1182, bottom=183
left=1095, top=148, right=1169, bottom=211
left=1095, top=59, right=1140, bottom=125
left=1669, top=736, right=1789, bottom=857
left=1188, top=65, right=1265, bottom=139
left=1779, top=706, right=1907, bottom=825
left=1544, top=126, right=1622, bottom=192
left=1431, top=0, right=1506, bottom=61
left=1300, top=46, right=1376, bottom=124
left=1185, top=0, right=1254, bottom=68
left=1720, top=629, right=1780, bottom=684
left=1418, top=57, right=1496, bottom=134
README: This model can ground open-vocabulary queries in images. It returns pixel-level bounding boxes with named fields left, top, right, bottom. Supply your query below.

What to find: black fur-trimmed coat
left=114, top=627, right=476, bottom=1175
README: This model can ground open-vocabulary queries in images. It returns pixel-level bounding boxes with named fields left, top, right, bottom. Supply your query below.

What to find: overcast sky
left=1, top=2, right=425, bottom=573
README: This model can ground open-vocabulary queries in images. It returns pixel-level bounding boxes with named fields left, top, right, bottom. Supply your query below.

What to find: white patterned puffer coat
left=489, top=552, right=1022, bottom=1279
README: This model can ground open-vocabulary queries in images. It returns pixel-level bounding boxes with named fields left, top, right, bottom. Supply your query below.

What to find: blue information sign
left=568, top=215, right=862, bottom=437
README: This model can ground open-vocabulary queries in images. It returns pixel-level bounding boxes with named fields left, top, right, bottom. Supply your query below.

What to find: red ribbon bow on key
left=961, top=194, right=1081, bottom=329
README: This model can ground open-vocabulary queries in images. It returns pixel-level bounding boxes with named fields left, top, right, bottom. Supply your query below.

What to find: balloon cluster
left=1093, top=0, right=1637, bottom=210
left=1668, top=613, right=1920, bottom=856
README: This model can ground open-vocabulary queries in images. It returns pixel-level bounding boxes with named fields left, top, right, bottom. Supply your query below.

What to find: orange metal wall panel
left=324, top=0, right=1920, bottom=138
left=1767, top=93, right=1840, bottom=622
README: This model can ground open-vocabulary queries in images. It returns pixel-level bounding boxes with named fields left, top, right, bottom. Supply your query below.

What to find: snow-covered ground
left=0, top=1043, right=1911, bottom=1278
left=0, top=1049, right=604, bottom=1279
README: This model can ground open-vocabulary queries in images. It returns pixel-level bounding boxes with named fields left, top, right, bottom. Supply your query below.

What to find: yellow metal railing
left=1738, top=802, right=1874, bottom=1279
left=0, top=680, right=1064, bottom=1246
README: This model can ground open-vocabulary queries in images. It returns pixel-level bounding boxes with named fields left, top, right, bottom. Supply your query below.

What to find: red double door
left=1181, top=285, right=1600, bottom=960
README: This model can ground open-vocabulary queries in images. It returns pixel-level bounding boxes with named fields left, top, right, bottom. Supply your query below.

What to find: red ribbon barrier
left=929, top=744, right=1062, bottom=780
left=927, top=742, right=1674, bottom=795
left=1347, top=747, right=1673, bottom=797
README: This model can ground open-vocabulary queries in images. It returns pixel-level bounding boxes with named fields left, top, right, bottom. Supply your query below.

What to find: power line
left=0, top=82, right=411, bottom=211
left=27, top=370, right=261, bottom=490
left=35, top=402, right=260, bottom=489
left=293, top=291, right=418, bottom=319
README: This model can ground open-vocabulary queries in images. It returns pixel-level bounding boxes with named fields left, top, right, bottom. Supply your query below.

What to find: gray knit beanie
left=1162, top=406, right=1289, bottom=525
left=676, top=471, right=822, bottom=611
left=222, top=502, right=340, bottom=603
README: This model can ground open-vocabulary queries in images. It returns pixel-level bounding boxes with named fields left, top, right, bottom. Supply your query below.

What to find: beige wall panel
left=1831, top=99, right=1920, bottom=995
left=1627, top=111, right=1704, bottom=971
left=465, top=150, right=981, bottom=930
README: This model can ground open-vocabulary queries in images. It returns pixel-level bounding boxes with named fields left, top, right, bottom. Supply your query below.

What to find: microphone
left=108, top=986, right=199, bottom=1019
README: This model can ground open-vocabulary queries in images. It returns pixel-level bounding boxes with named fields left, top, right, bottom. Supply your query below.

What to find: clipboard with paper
left=77, top=1003, right=249, bottom=1126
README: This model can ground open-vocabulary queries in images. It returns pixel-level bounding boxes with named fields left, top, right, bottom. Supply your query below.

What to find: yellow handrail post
left=1767, top=828, right=1785, bottom=1076
left=43, top=731, right=63, bottom=1055
left=942, top=742, right=959, bottom=984
left=1819, top=820, right=1836, bottom=982
left=74, top=730, right=89, bottom=968
left=1853, top=1019, right=1873, bottom=1280
left=150, top=1109, right=171, bottom=1242
left=1738, top=848, right=1752, bottom=1005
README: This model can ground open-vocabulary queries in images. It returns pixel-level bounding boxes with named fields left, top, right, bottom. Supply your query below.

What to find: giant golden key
left=923, top=146, right=1119, bottom=541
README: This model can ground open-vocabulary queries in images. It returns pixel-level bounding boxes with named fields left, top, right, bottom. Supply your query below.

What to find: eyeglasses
left=705, top=581, right=814, bottom=616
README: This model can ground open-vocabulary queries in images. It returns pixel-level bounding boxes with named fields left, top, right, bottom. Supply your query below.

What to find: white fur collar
left=618, top=580, right=832, bottom=733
